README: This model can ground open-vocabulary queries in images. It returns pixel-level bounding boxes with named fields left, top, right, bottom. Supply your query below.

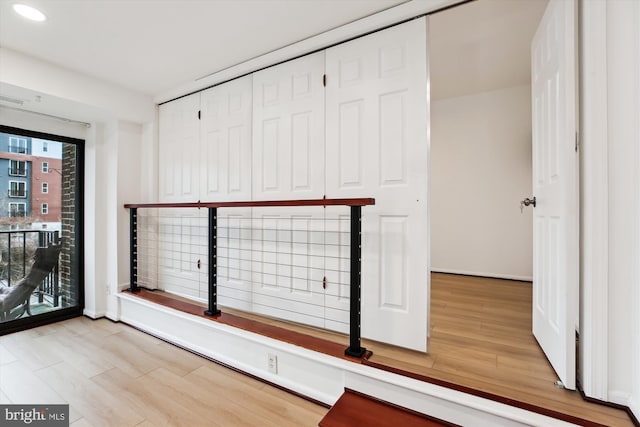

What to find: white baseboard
left=608, top=390, right=632, bottom=407
left=117, top=292, right=583, bottom=426
left=83, top=308, right=106, bottom=319
left=430, top=268, right=533, bottom=282
left=629, top=394, right=640, bottom=423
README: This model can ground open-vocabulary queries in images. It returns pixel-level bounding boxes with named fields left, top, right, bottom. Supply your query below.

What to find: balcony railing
left=0, top=230, right=61, bottom=306
left=8, top=167, right=27, bottom=177
left=125, top=197, right=375, bottom=358
left=8, top=189, right=28, bottom=198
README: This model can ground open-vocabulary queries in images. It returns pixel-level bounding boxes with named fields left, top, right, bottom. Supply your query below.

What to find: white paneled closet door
left=200, top=76, right=253, bottom=310
left=158, top=94, right=203, bottom=299
left=158, top=94, right=201, bottom=202
left=326, top=19, right=429, bottom=351
left=200, top=76, right=253, bottom=202
left=251, top=52, right=326, bottom=327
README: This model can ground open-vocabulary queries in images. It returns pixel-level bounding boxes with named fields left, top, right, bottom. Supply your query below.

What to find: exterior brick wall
left=60, top=144, right=77, bottom=307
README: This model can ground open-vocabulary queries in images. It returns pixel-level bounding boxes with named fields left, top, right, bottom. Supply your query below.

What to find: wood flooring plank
left=0, top=342, right=17, bottom=365
left=186, top=364, right=326, bottom=426
left=35, top=361, right=144, bottom=427
left=0, top=360, right=67, bottom=405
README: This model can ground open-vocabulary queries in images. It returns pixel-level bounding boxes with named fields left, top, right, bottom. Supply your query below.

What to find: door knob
left=520, top=196, right=536, bottom=213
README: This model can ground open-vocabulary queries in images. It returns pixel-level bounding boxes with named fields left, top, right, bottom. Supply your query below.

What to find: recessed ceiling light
left=13, top=4, right=47, bottom=22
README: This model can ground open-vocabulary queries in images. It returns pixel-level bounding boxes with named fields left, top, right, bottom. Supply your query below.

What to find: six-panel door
left=325, top=19, right=429, bottom=351
left=200, top=76, right=254, bottom=310
left=251, top=52, right=326, bottom=327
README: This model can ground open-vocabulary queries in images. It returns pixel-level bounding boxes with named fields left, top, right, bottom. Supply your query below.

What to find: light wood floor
left=218, top=273, right=634, bottom=426
left=0, top=317, right=327, bottom=427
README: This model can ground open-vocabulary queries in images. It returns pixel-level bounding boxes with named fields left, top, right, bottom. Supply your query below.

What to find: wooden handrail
left=124, top=197, right=375, bottom=209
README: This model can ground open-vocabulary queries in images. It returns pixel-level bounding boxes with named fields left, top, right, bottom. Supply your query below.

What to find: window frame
left=41, top=203, right=48, bottom=215
left=0, top=124, right=85, bottom=336
left=42, top=161, right=49, bottom=173
left=8, top=137, right=27, bottom=154
left=8, top=202, right=26, bottom=217
left=8, top=160, right=27, bottom=176
left=42, top=182, right=48, bottom=193
left=8, top=180, right=27, bottom=198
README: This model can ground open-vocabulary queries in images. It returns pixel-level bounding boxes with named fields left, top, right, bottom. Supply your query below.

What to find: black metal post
left=22, top=231, right=26, bottom=277
left=345, top=205, right=366, bottom=358
left=205, top=207, right=221, bottom=316
left=7, top=234, right=11, bottom=287
left=128, top=208, right=139, bottom=292
left=53, top=260, right=60, bottom=307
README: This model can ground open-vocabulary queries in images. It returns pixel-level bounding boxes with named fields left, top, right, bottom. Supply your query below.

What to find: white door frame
left=578, top=0, right=609, bottom=401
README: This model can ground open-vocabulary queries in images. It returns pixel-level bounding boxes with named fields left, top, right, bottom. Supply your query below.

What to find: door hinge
left=198, top=110, right=201, bottom=120
left=323, top=74, right=326, bottom=87
left=575, top=132, right=579, bottom=152
left=322, top=276, right=327, bottom=289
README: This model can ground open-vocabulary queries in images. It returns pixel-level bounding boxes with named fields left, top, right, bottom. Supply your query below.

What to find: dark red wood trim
left=361, top=360, right=610, bottom=427
left=347, top=388, right=460, bottom=427
left=119, top=320, right=331, bottom=410
left=124, top=289, right=370, bottom=363
left=124, top=197, right=375, bottom=209
left=320, top=388, right=456, bottom=427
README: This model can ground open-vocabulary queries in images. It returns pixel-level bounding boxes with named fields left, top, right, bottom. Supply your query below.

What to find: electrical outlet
left=267, top=353, right=278, bottom=374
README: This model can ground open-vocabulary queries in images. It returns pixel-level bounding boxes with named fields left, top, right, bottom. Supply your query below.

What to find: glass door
left=0, top=125, right=83, bottom=335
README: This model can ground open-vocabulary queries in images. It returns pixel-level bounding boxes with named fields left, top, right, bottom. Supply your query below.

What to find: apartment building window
left=8, top=203, right=26, bottom=217
left=1, top=125, right=85, bottom=334
left=9, top=137, right=27, bottom=154
left=8, top=181, right=27, bottom=198
left=8, top=160, right=27, bottom=176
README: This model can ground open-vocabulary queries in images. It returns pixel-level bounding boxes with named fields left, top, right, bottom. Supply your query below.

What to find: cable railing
left=124, top=197, right=374, bottom=358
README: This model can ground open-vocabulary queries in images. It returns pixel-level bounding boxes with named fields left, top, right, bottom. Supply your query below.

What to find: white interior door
left=158, top=93, right=200, bottom=202
left=531, top=0, right=578, bottom=390
left=326, top=19, right=429, bottom=351
left=252, top=51, right=325, bottom=201
left=157, top=94, right=203, bottom=299
left=200, top=76, right=253, bottom=310
left=200, top=75, right=252, bottom=202
left=251, top=52, right=326, bottom=325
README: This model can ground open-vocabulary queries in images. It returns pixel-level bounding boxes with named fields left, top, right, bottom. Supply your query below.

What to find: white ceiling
left=430, top=0, right=548, bottom=100
left=0, top=0, right=548, bottom=108
left=0, top=0, right=407, bottom=97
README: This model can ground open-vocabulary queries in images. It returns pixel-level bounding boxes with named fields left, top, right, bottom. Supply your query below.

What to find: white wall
left=430, top=85, right=533, bottom=281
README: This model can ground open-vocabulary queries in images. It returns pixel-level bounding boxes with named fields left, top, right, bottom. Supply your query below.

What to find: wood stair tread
left=319, top=389, right=457, bottom=427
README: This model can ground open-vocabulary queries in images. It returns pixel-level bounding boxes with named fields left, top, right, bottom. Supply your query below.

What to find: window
left=43, top=141, right=48, bottom=152
left=9, top=160, right=27, bottom=176
left=42, top=182, right=48, bottom=193
left=9, top=203, right=26, bottom=217
left=9, top=137, right=27, bottom=154
left=8, top=181, right=27, bottom=198
left=41, top=203, right=48, bottom=215
left=42, top=161, right=49, bottom=173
